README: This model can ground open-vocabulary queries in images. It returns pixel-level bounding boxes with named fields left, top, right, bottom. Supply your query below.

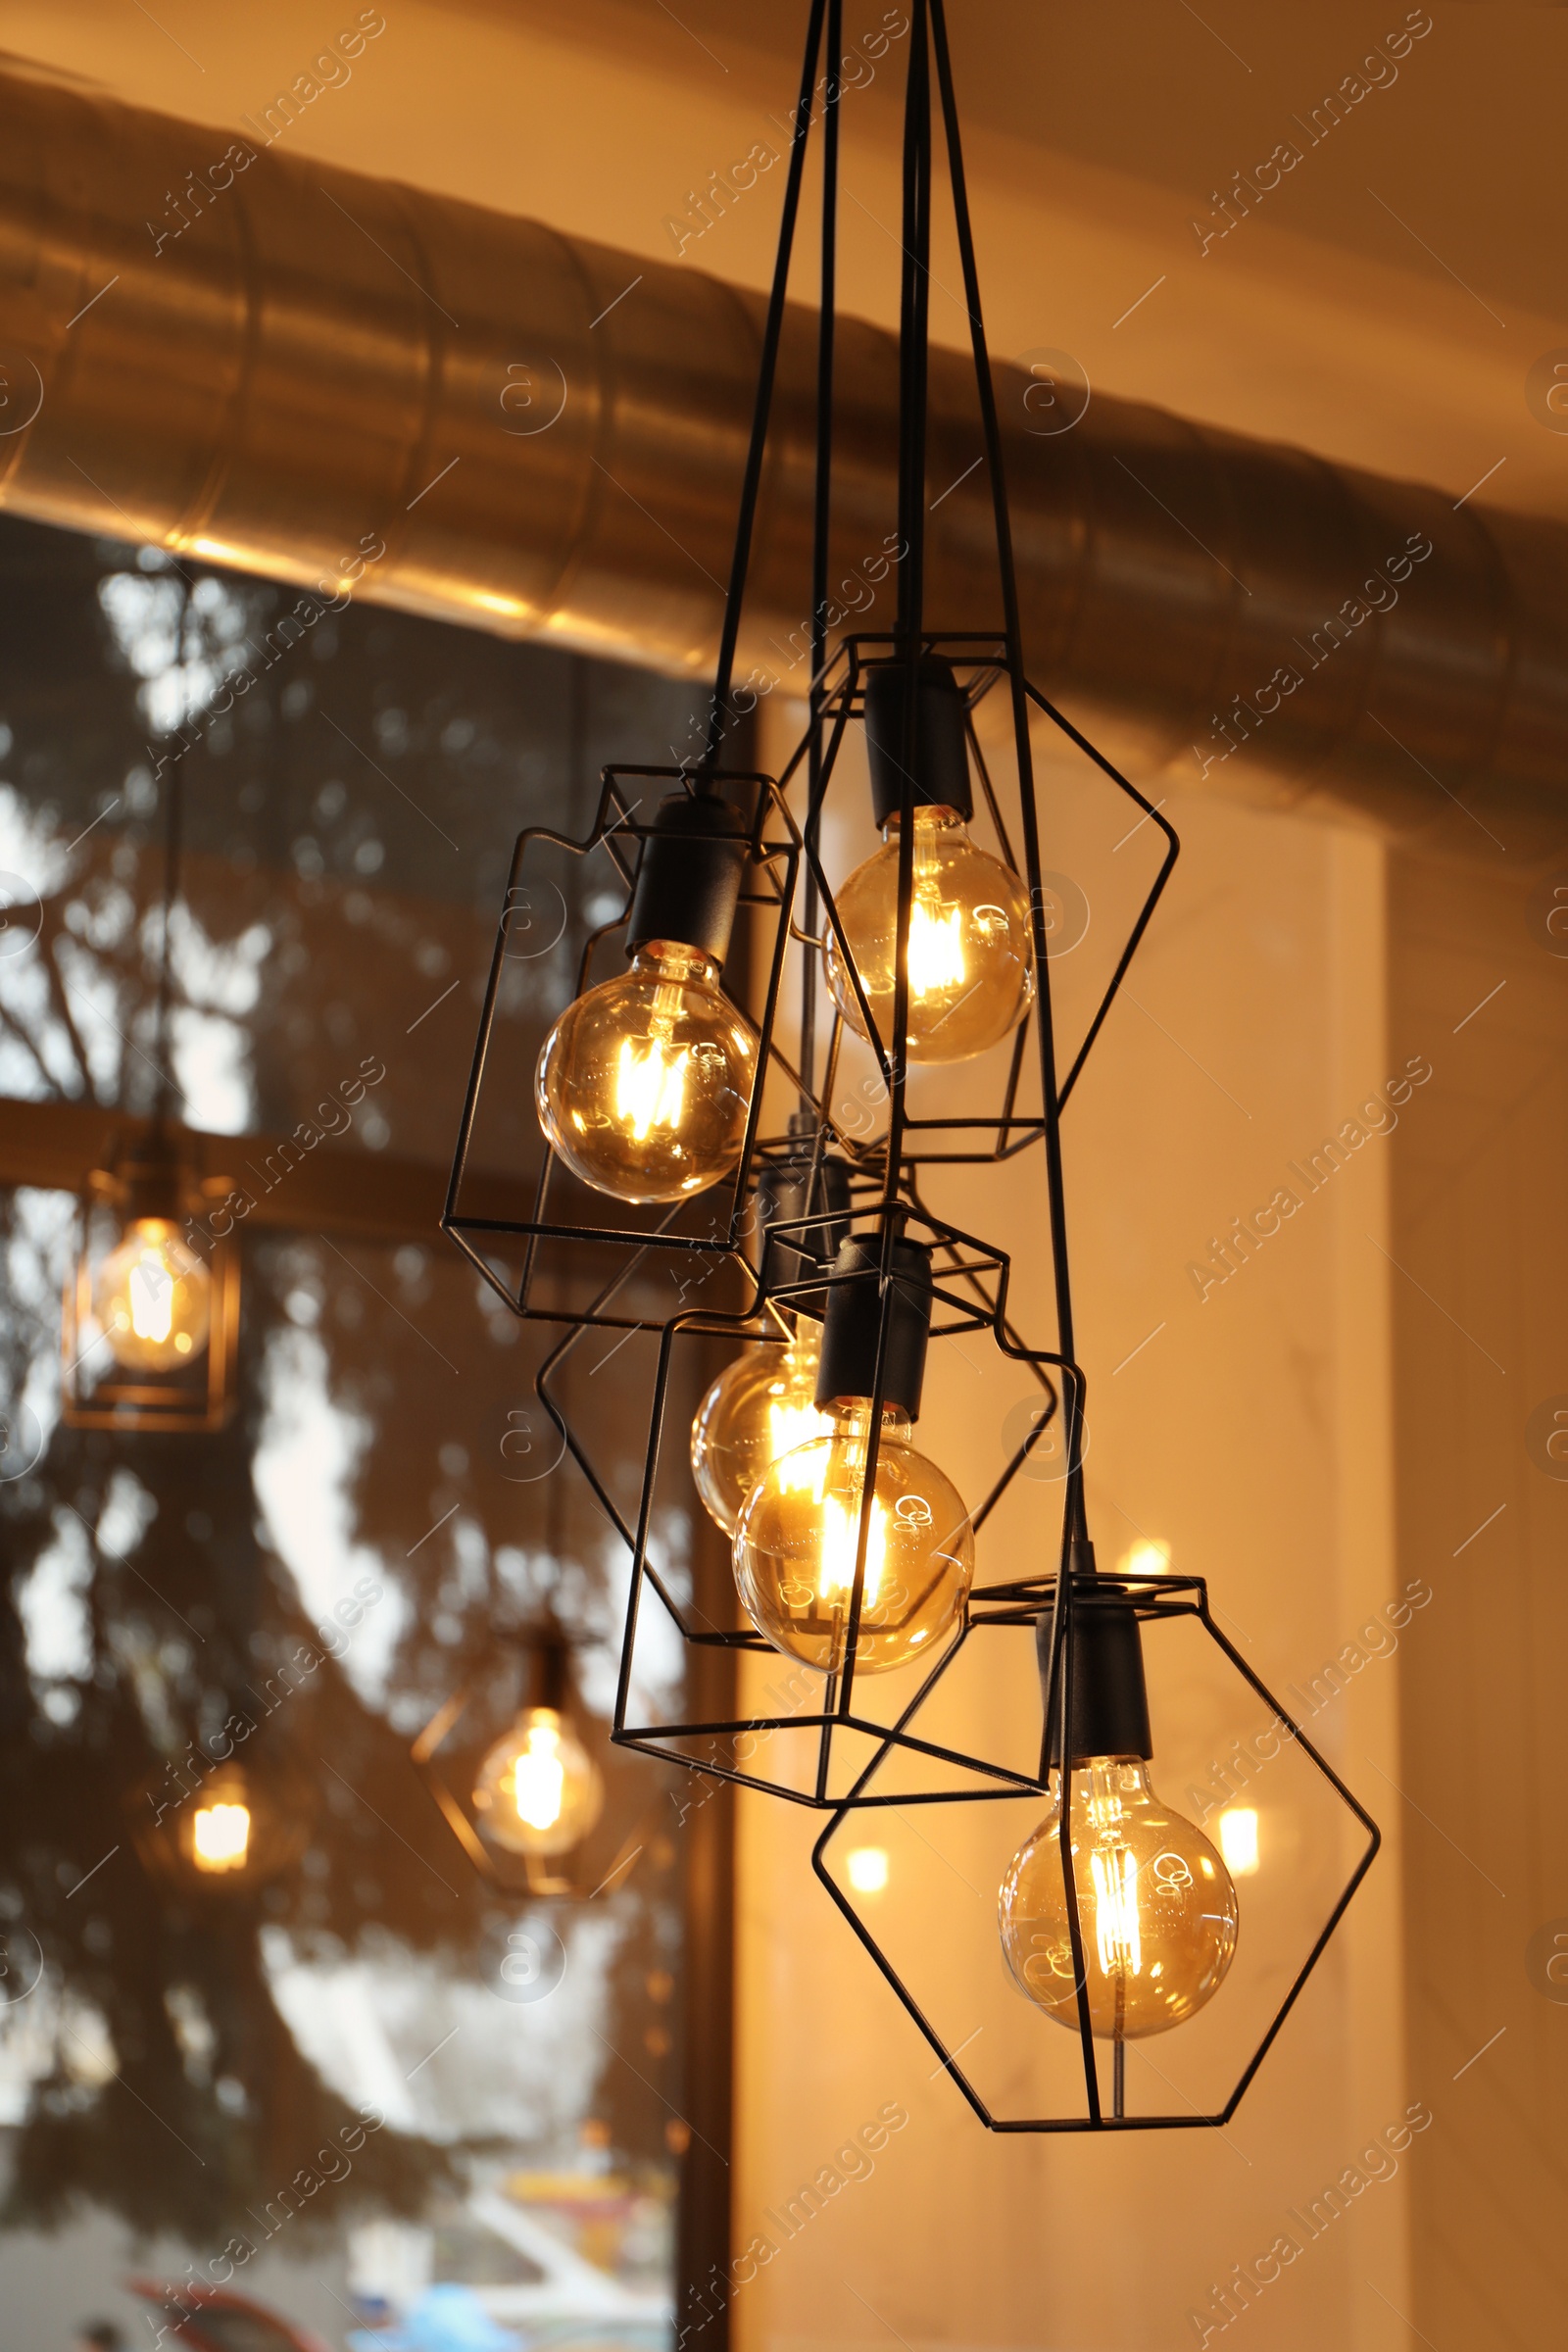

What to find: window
left=0, top=514, right=724, bottom=2348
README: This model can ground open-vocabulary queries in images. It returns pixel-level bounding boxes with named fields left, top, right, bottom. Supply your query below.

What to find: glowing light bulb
left=846, top=1846, right=889, bottom=1893
left=191, top=1801, right=251, bottom=1875
left=536, top=943, right=759, bottom=1203
left=823, top=808, right=1034, bottom=1064
left=732, top=1402, right=973, bottom=1676
left=93, top=1217, right=212, bottom=1372
left=999, top=1755, right=1239, bottom=2039
left=472, top=1706, right=605, bottom=1857
left=690, top=1322, right=835, bottom=1536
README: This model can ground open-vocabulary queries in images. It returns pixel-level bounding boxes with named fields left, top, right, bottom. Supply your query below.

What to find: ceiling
left=3, top=0, right=1567, bottom=518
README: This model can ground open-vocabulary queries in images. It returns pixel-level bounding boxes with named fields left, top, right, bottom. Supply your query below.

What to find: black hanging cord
left=927, top=0, right=1099, bottom=2114
left=929, top=0, right=1085, bottom=1544
left=150, top=581, right=190, bottom=1130
left=893, top=2, right=932, bottom=654
left=701, top=0, right=830, bottom=774
left=800, top=0, right=844, bottom=1105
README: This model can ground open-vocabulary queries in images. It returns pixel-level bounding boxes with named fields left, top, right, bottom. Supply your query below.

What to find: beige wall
left=727, top=701, right=1431, bottom=2350
left=1387, top=850, right=1568, bottom=2347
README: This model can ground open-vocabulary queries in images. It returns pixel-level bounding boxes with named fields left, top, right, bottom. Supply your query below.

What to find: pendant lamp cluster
left=444, top=0, right=1379, bottom=2129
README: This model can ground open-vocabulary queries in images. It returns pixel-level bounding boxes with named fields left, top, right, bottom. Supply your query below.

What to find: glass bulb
left=732, top=1402, right=973, bottom=1675
left=999, top=1755, right=1239, bottom=2039
left=93, top=1216, right=212, bottom=1371
left=472, top=1706, right=605, bottom=1857
left=535, top=941, right=759, bottom=1203
left=823, top=808, right=1034, bottom=1064
left=690, top=1320, right=835, bottom=1536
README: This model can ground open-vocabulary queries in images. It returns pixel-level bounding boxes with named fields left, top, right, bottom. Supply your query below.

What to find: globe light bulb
left=732, top=1401, right=973, bottom=1675
left=999, top=1754, right=1239, bottom=2038
left=191, top=1798, right=252, bottom=1875
left=823, top=807, right=1034, bottom=1064
left=472, top=1705, right=605, bottom=1857
left=536, top=942, right=759, bottom=1203
left=93, top=1216, right=212, bottom=1371
left=690, top=1321, right=835, bottom=1536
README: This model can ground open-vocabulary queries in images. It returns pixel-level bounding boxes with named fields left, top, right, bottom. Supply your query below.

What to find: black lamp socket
left=755, top=1151, right=852, bottom=1319
left=530, top=1634, right=571, bottom=1714
left=813, top=1236, right=934, bottom=1418
left=864, top=654, right=974, bottom=830
left=624, top=790, right=749, bottom=965
left=1040, top=1544, right=1153, bottom=1765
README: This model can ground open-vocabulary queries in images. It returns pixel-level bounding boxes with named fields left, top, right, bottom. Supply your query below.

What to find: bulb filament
left=1090, top=1842, right=1142, bottom=1980
left=511, top=1724, right=566, bottom=1832
left=907, top=891, right=966, bottom=1001
left=127, top=1250, right=176, bottom=1343
left=613, top=987, right=690, bottom=1140
left=766, top=1392, right=832, bottom=1467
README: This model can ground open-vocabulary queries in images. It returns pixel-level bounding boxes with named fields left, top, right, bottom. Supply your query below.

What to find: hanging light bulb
left=734, top=1400, right=971, bottom=1675
left=732, top=1237, right=973, bottom=1675
left=822, top=658, right=1034, bottom=1064
left=473, top=1705, right=605, bottom=1857
left=692, top=1320, right=834, bottom=1537
left=690, top=1148, right=852, bottom=1535
left=998, top=1583, right=1239, bottom=2040
left=536, top=791, right=759, bottom=1202
left=1000, top=1756, right=1239, bottom=2038
left=94, top=1215, right=212, bottom=1371
left=469, top=1629, right=605, bottom=1860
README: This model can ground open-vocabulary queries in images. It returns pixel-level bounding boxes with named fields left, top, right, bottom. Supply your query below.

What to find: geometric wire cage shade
left=811, top=1564, right=1382, bottom=2131
left=443, top=764, right=803, bottom=1334
left=604, top=1199, right=1064, bottom=1811
left=411, top=1650, right=647, bottom=1905
left=777, top=631, right=1178, bottom=1178
left=62, top=1133, right=240, bottom=1434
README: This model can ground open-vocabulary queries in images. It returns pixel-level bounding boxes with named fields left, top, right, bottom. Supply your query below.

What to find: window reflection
left=0, top=514, right=710, bottom=2347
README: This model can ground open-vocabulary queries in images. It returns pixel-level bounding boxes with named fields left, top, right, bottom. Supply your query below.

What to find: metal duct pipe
left=0, top=65, right=1560, bottom=844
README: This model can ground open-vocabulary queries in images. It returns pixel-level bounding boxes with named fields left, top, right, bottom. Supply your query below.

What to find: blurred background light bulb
left=999, top=1755, right=1239, bottom=2038
left=191, top=1797, right=251, bottom=1875
left=690, top=1321, right=834, bottom=1536
left=823, top=808, right=1034, bottom=1064
left=472, top=1706, right=605, bottom=1857
left=94, top=1216, right=212, bottom=1371
left=732, top=1402, right=973, bottom=1675
left=536, top=942, right=759, bottom=1203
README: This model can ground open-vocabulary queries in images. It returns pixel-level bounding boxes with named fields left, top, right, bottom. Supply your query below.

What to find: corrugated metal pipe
left=0, top=63, right=1560, bottom=846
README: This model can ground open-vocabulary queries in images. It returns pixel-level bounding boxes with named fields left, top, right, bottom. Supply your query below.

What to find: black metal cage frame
left=811, top=1565, right=1383, bottom=2130
left=443, top=764, right=803, bottom=1330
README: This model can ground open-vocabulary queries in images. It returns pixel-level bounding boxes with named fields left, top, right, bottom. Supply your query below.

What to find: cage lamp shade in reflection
left=732, top=1238, right=974, bottom=1676
left=535, top=790, right=760, bottom=1202
left=822, top=658, right=1034, bottom=1065
left=999, top=1592, right=1239, bottom=2038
